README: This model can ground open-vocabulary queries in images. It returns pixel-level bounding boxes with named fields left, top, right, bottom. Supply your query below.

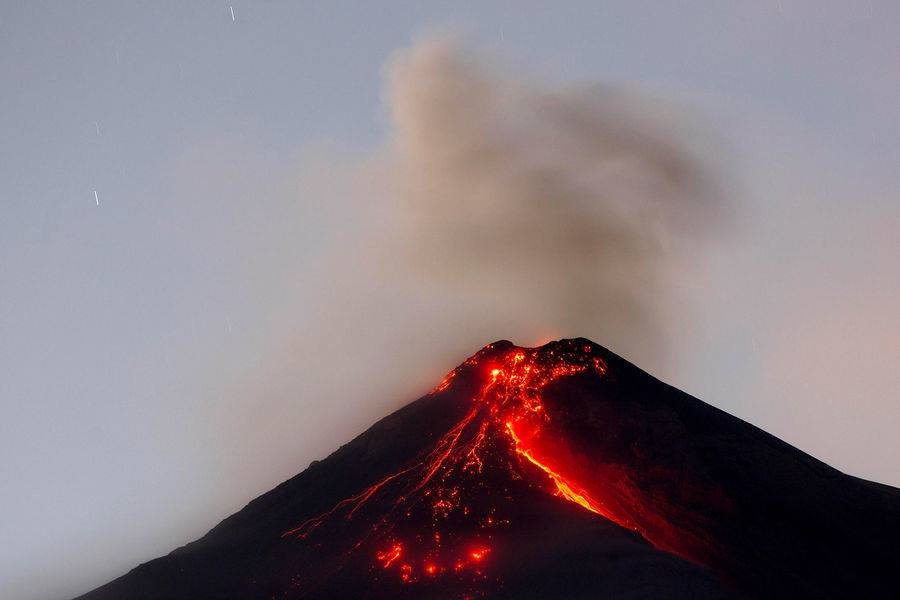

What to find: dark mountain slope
left=78, top=339, right=900, bottom=599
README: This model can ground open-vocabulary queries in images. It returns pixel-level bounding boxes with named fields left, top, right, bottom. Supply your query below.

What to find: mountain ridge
left=77, top=338, right=900, bottom=599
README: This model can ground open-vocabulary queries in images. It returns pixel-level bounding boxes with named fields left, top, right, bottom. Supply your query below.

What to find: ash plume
left=240, top=35, right=726, bottom=476
left=382, top=38, right=723, bottom=366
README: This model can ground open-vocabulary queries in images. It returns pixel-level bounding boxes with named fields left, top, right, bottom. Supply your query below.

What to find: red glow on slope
left=282, top=340, right=681, bottom=591
left=505, top=421, right=604, bottom=517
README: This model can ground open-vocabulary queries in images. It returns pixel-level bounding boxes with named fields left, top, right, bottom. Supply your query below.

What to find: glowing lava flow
left=504, top=421, right=603, bottom=517
left=282, top=340, right=619, bottom=588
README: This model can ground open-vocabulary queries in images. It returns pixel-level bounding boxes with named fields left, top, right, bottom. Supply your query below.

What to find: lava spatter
left=282, top=339, right=629, bottom=592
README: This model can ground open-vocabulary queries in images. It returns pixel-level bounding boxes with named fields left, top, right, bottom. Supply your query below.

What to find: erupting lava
left=281, top=340, right=654, bottom=591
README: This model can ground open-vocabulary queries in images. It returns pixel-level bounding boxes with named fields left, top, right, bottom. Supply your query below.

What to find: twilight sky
left=2, top=3, right=899, bottom=599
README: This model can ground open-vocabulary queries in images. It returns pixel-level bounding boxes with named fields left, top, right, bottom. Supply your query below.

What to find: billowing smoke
left=384, top=38, right=722, bottom=364
left=231, top=36, right=725, bottom=483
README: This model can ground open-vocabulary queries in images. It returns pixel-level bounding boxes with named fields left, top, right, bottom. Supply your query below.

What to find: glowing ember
left=469, top=547, right=489, bottom=561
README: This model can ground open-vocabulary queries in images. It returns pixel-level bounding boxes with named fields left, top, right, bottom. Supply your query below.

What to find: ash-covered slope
left=78, top=339, right=900, bottom=599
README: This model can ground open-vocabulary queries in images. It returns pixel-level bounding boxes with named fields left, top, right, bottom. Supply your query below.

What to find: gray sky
left=2, top=3, right=898, bottom=599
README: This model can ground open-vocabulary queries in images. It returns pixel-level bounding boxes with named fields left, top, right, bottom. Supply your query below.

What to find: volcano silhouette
left=78, top=339, right=900, bottom=599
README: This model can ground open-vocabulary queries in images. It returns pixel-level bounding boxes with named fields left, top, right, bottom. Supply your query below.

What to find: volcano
left=78, top=339, right=900, bottom=599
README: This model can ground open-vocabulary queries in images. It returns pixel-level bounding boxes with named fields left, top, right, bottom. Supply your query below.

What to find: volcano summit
left=79, top=339, right=900, bottom=599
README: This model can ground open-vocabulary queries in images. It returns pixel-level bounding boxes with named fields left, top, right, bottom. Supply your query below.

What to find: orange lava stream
left=281, top=463, right=420, bottom=538
left=408, top=408, right=477, bottom=495
left=504, top=421, right=604, bottom=518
